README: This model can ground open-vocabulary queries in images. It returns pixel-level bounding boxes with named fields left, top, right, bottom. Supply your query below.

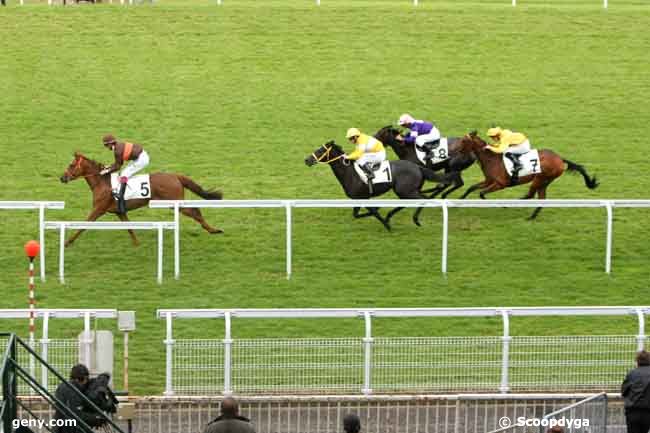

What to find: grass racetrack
left=1, top=0, right=649, bottom=394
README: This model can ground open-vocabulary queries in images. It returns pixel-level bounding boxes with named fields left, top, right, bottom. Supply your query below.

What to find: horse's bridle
left=312, top=144, right=346, bottom=165
left=64, top=156, right=100, bottom=179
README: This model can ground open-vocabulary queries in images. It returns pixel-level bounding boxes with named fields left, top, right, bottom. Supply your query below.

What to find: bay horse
left=456, top=131, right=599, bottom=219
left=60, top=152, right=223, bottom=247
left=304, top=141, right=457, bottom=230
left=374, top=125, right=475, bottom=199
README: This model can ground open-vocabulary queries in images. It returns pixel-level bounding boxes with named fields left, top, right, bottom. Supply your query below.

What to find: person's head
left=220, top=397, right=239, bottom=418
left=487, top=127, right=502, bottom=141
left=346, top=128, right=361, bottom=144
left=637, top=350, right=650, bottom=367
left=70, top=364, right=89, bottom=384
left=102, top=134, right=117, bottom=150
left=343, top=414, right=361, bottom=433
left=398, top=113, right=415, bottom=129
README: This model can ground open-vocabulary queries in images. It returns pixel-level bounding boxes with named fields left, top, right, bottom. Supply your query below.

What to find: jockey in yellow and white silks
left=344, top=128, right=386, bottom=181
left=486, top=127, right=531, bottom=184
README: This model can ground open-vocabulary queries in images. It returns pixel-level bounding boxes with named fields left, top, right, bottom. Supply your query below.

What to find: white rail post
left=636, top=309, right=646, bottom=352
left=223, top=311, right=233, bottom=396
left=362, top=311, right=373, bottom=395
left=39, top=203, right=46, bottom=282
left=499, top=310, right=511, bottom=393
left=442, top=200, right=449, bottom=274
left=59, top=224, right=66, bottom=284
left=164, top=312, right=174, bottom=396
left=157, top=224, right=163, bottom=284
left=512, top=0, right=516, bottom=6
left=41, top=312, right=50, bottom=388
left=83, top=312, right=91, bottom=367
left=285, top=201, right=292, bottom=280
left=605, top=202, right=613, bottom=274
left=604, top=0, right=607, bottom=8
left=413, top=0, right=418, bottom=6
left=174, top=202, right=180, bottom=280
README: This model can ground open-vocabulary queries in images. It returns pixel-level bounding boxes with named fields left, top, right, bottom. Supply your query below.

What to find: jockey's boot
left=362, top=163, right=376, bottom=183
left=506, top=153, right=522, bottom=186
left=117, top=183, right=127, bottom=214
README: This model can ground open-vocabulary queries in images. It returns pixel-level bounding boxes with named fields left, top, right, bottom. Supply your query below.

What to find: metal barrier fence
left=43, top=221, right=176, bottom=284
left=150, top=199, right=650, bottom=279
left=157, top=307, right=646, bottom=396
left=0, top=201, right=64, bottom=282
left=15, top=394, right=625, bottom=433
left=0, top=309, right=118, bottom=393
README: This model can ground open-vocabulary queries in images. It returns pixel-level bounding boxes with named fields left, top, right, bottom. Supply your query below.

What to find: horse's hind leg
left=181, top=207, right=224, bottom=234
left=441, top=173, right=465, bottom=199
left=117, top=213, right=140, bottom=247
left=529, top=178, right=552, bottom=220
left=353, top=207, right=378, bottom=219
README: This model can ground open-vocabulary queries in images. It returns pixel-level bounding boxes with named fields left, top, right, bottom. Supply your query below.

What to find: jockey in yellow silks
left=486, top=127, right=531, bottom=184
left=344, top=128, right=386, bottom=181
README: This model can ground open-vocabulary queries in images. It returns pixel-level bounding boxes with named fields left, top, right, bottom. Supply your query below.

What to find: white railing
left=0, top=309, right=117, bottom=391
left=43, top=221, right=176, bottom=284
left=156, top=306, right=647, bottom=396
left=150, top=199, right=650, bottom=279
left=16, top=393, right=624, bottom=433
left=0, top=201, right=65, bottom=282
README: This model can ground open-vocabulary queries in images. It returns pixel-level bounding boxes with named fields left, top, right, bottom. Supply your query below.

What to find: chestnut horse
left=457, top=132, right=598, bottom=219
left=60, top=152, right=223, bottom=247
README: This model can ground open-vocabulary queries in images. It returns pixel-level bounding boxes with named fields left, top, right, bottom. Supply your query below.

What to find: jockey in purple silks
left=396, top=114, right=442, bottom=161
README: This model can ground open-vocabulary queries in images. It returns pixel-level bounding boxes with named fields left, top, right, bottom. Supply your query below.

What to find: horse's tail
left=178, top=175, right=223, bottom=200
left=562, top=159, right=599, bottom=190
left=420, top=167, right=457, bottom=185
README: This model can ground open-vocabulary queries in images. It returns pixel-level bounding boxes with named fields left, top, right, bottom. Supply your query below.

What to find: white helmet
left=398, top=114, right=415, bottom=126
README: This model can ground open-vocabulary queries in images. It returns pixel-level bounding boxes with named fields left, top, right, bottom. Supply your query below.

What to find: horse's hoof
left=210, top=229, right=224, bottom=234
left=64, top=241, right=72, bottom=248
left=413, top=218, right=422, bottom=227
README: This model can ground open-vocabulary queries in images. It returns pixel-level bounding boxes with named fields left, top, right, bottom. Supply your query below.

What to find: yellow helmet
left=487, top=127, right=502, bottom=137
left=346, top=128, right=361, bottom=139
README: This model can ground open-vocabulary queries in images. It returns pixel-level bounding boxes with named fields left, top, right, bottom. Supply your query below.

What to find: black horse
left=374, top=126, right=475, bottom=199
left=305, top=141, right=456, bottom=230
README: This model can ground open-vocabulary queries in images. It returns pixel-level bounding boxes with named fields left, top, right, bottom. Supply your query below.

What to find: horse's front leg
left=352, top=206, right=378, bottom=219
left=478, top=182, right=504, bottom=200
left=460, top=180, right=488, bottom=199
left=117, top=213, right=140, bottom=247
left=65, top=206, right=106, bottom=247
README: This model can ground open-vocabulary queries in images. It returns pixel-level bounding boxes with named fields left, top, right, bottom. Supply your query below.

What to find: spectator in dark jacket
left=343, top=414, right=361, bottom=433
left=52, top=364, right=105, bottom=433
left=622, top=350, right=650, bottom=433
left=204, top=397, right=256, bottom=433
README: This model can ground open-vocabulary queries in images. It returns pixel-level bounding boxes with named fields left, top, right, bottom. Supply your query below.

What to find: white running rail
left=43, top=221, right=176, bottom=284
left=157, top=306, right=648, bottom=396
left=150, top=199, right=650, bottom=279
left=0, top=201, right=65, bottom=282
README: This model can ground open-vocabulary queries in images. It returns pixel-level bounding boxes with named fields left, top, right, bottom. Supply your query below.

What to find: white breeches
left=415, top=127, right=441, bottom=147
left=120, top=150, right=150, bottom=178
left=505, top=140, right=531, bottom=155
left=357, top=150, right=386, bottom=166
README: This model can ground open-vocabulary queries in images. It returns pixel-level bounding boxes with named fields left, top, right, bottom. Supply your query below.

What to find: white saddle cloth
left=353, top=160, right=392, bottom=185
left=502, top=149, right=542, bottom=177
left=111, top=173, right=152, bottom=200
left=415, top=137, right=449, bottom=165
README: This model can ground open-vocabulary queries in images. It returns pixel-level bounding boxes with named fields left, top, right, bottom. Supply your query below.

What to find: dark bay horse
left=304, top=141, right=456, bottom=230
left=374, top=126, right=475, bottom=199
left=60, top=152, right=223, bottom=247
left=457, top=132, right=599, bottom=219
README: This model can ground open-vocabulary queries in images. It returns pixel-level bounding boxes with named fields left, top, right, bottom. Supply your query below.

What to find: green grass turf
left=1, top=0, right=649, bottom=394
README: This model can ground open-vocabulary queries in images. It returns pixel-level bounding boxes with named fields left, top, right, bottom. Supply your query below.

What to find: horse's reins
left=312, top=144, right=345, bottom=165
